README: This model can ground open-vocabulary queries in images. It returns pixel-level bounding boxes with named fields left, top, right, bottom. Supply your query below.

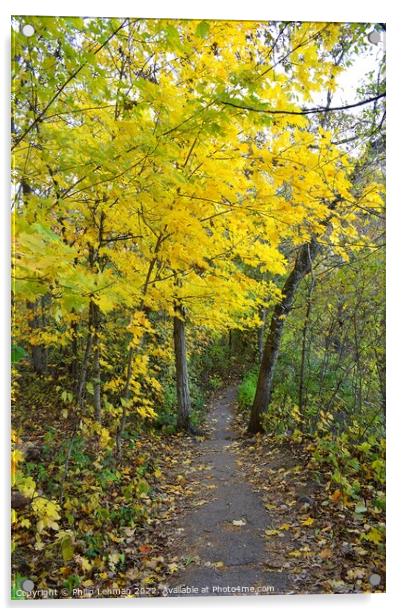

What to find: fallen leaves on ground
left=230, top=415, right=385, bottom=594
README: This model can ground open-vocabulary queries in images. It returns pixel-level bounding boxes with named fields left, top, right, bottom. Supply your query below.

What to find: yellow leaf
left=80, top=557, right=92, bottom=572
left=365, top=527, right=383, bottom=545
left=99, top=427, right=112, bottom=449
left=109, top=552, right=121, bottom=565
left=83, top=579, right=94, bottom=587
left=212, top=561, right=225, bottom=569
left=346, top=568, right=366, bottom=580
left=302, top=517, right=315, bottom=526
left=265, top=529, right=281, bottom=537
left=319, top=548, right=333, bottom=559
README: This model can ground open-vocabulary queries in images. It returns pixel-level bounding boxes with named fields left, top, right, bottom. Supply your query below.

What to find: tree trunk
left=257, top=306, right=267, bottom=363
left=70, top=319, right=79, bottom=387
left=76, top=303, right=94, bottom=408
left=93, top=303, right=102, bottom=422
left=374, top=347, right=386, bottom=418
left=298, top=274, right=315, bottom=418
left=173, top=303, right=192, bottom=432
left=93, top=343, right=101, bottom=422
left=247, top=240, right=319, bottom=433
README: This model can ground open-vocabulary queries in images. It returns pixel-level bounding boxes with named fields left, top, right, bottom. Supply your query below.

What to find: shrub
left=237, top=368, right=258, bottom=411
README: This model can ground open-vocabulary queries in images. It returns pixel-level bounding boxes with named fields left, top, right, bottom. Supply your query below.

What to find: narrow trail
left=167, top=384, right=289, bottom=596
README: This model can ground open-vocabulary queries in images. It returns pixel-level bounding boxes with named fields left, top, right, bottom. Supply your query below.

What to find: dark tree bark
left=70, top=319, right=79, bottom=385
left=76, top=302, right=94, bottom=408
left=374, top=347, right=386, bottom=418
left=257, top=306, right=267, bottom=363
left=298, top=274, right=315, bottom=417
left=92, top=303, right=102, bottom=422
left=247, top=240, right=319, bottom=433
left=173, top=303, right=192, bottom=432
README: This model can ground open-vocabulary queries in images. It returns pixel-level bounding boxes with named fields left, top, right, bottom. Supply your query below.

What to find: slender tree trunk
left=76, top=303, right=94, bottom=408
left=92, top=303, right=102, bottom=422
left=374, top=347, right=386, bottom=418
left=40, top=295, right=48, bottom=372
left=173, top=303, right=192, bottom=432
left=298, top=274, right=315, bottom=417
left=257, top=307, right=267, bottom=363
left=247, top=240, right=319, bottom=433
left=76, top=331, right=93, bottom=408
left=93, top=344, right=101, bottom=421
left=70, top=319, right=79, bottom=386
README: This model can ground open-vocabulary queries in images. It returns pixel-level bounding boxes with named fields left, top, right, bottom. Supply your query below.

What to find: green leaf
left=86, top=382, right=94, bottom=395
left=195, top=21, right=210, bottom=39
left=136, top=478, right=150, bottom=496
left=31, top=223, right=59, bottom=241
left=11, top=345, right=26, bottom=365
left=164, top=24, right=181, bottom=48
left=61, top=535, right=74, bottom=563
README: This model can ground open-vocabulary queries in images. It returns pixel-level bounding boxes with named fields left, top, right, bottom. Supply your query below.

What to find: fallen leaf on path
left=346, top=567, right=366, bottom=580
left=301, top=517, right=315, bottom=526
left=325, top=579, right=349, bottom=592
left=265, top=529, right=282, bottom=537
left=82, top=579, right=94, bottom=587
left=232, top=519, right=246, bottom=526
left=212, top=561, right=225, bottom=569
left=364, top=527, right=383, bottom=544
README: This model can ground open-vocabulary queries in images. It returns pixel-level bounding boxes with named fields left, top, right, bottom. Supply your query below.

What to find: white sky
left=324, top=32, right=385, bottom=108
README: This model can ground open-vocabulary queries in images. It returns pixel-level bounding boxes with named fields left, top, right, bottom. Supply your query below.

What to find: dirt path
left=165, top=384, right=289, bottom=597
left=133, top=383, right=383, bottom=597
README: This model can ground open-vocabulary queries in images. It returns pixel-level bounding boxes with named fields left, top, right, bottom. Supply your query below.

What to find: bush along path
left=155, top=383, right=385, bottom=597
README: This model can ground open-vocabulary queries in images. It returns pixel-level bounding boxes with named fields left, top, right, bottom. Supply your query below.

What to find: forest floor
left=12, top=381, right=385, bottom=598
left=149, top=383, right=385, bottom=597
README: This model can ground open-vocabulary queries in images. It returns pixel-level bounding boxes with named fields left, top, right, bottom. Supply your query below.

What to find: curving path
left=166, top=384, right=289, bottom=597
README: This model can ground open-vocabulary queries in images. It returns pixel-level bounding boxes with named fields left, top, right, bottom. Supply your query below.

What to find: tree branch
left=220, top=93, right=385, bottom=117
left=12, top=19, right=129, bottom=149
